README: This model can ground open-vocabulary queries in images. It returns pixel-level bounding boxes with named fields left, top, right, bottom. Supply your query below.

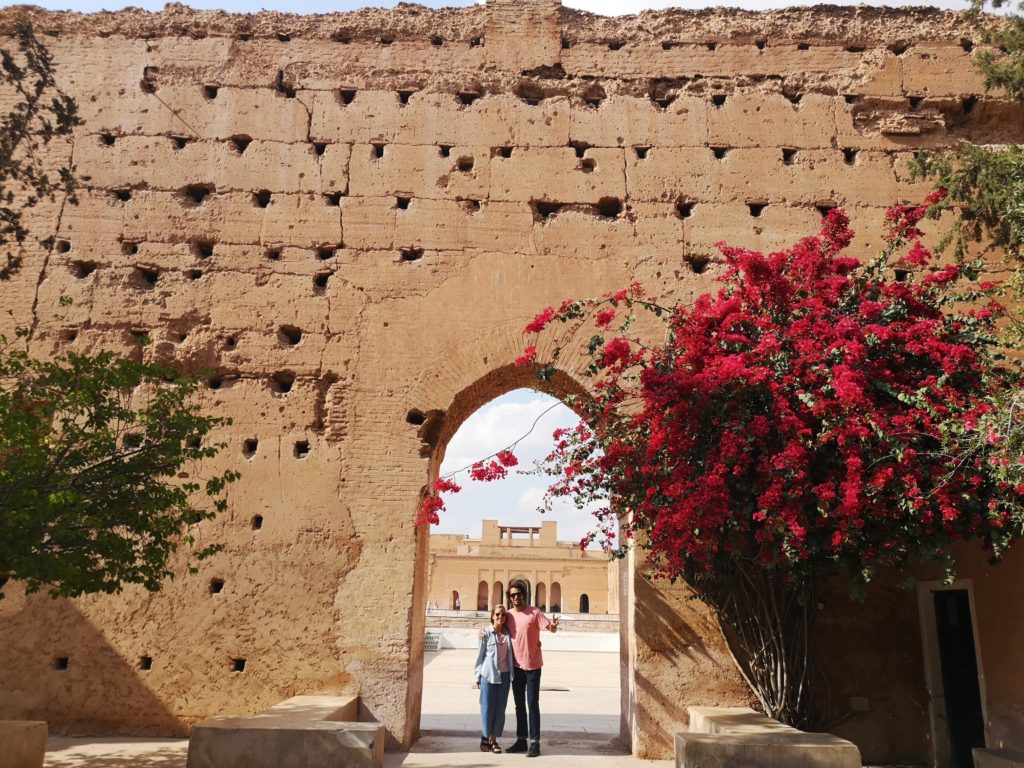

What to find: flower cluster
left=469, top=450, right=519, bottom=482
left=521, top=203, right=1021, bottom=589
left=415, top=477, right=462, bottom=527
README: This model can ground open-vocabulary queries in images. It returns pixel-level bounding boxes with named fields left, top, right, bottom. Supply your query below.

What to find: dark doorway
left=933, top=589, right=985, bottom=768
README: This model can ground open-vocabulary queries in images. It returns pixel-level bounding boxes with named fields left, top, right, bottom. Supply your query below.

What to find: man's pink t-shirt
left=506, top=606, right=550, bottom=671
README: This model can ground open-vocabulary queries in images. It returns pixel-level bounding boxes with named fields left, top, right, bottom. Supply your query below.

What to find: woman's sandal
left=479, top=738, right=490, bottom=752
left=491, top=742, right=502, bottom=753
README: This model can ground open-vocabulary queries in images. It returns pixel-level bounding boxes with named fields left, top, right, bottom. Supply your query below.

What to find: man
left=504, top=579, right=559, bottom=758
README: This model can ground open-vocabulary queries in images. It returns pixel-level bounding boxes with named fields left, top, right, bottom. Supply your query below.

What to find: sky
left=0, top=0, right=977, bottom=15
left=433, top=388, right=605, bottom=545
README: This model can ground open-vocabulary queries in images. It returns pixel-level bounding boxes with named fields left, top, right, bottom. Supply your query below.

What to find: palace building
left=427, top=520, right=618, bottom=615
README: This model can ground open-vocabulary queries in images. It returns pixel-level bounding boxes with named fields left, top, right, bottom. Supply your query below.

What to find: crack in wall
left=27, top=137, right=78, bottom=348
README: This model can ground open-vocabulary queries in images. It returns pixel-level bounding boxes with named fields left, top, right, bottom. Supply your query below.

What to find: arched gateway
left=0, top=0, right=1022, bottom=764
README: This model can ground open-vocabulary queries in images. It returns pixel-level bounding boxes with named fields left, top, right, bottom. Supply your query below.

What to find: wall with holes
left=1, top=0, right=1023, bottom=760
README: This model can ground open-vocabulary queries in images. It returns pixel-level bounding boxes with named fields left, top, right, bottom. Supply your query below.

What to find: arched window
left=492, top=581, right=504, bottom=610
left=477, top=580, right=489, bottom=611
left=510, top=575, right=531, bottom=606
left=579, top=593, right=590, bottom=614
left=550, top=582, right=561, bottom=613
left=452, top=590, right=460, bottom=610
left=536, top=582, right=547, bottom=612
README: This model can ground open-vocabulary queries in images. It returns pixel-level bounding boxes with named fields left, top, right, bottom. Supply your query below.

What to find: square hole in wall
left=294, top=440, right=310, bottom=458
left=54, top=657, right=69, bottom=671
left=243, top=438, right=258, bottom=458
left=231, top=658, right=246, bottom=672
left=139, top=656, right=153, bottom=671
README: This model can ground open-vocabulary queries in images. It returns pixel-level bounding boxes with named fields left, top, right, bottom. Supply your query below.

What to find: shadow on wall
left=0, top=583, right=184, bottom=736
left=815, top=574, right=931, bottom=766
left=633, top=574, right=720, bottom=667
left=630, top=574, right=757, bottom=758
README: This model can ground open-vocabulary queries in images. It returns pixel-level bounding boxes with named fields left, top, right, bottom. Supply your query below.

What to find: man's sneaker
left=507, top=739, right=528, bottom=753
left=527, top=742, right=541, bottom=758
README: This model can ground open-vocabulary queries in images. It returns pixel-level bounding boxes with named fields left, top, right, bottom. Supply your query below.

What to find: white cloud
left=433, top=389, right=604, bottom=546
left=516, top=485, right=548, bottom=515
left=440, top=392, right=578, bottom=474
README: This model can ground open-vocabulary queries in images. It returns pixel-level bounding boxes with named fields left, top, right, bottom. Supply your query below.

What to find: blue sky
left=0, top=0, right=974, bottom=15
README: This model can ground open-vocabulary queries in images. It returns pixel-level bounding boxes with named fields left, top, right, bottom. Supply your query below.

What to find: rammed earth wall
left=1, top=0, right=1023, bottom=761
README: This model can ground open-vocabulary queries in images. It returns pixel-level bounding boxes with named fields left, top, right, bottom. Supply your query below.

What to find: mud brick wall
left=0, top=0, right=1021, bottom=760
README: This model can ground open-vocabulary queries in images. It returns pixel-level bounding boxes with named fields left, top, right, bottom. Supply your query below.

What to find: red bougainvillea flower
left=514, top=200, right=1019, bottom=588
left=514, top=345, right=537, bottom=367
left=525, top=307, right=557, bottom=334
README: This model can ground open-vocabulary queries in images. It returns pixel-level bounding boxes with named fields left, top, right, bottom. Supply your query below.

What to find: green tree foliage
left=911, top=1, right=1024, bottom=266
left=911, top=143, right=1024, bottom=263
left=911, top=0, right=1024, bottom=509
left=975, top=0, right=1024, bottom=100
left=0, top=26, right=237, bottom=600
left=0, top=333, right=239, bottom=599
left=1, top=21, right=81, bottom=280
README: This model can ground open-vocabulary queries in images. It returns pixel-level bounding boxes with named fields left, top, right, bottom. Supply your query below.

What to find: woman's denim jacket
left=474, top=626, right=514, bottom=684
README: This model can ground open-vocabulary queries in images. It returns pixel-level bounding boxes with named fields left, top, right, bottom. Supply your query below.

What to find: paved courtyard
left=43, top=646, right=672, bottom=767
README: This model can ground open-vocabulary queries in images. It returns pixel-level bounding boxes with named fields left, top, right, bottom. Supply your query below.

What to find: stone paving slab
left=420, top=649, right=621, bottom=735
left=385, top=733, right=671, bottom=766
left=41, top=650, right=900, bottom=767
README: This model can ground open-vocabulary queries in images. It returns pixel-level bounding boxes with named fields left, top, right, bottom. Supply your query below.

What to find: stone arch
left=509, top=575, right=532, bottom=607
left=550, top=582, right=562, bottom=613
left=451, top=590, right=460, bottom=610
left=580, top=593, right=590, bottom=614
left=407, top=345, right=621, bottom=744
left=477, top=580, right=489, bottom=611
left=492, top=580, right=504, bottom=609
left=536, top=582, right=547, bottom=612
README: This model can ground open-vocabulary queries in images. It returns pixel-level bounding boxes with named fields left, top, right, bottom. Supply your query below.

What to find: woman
left=474, top=604, right=514, bottom=753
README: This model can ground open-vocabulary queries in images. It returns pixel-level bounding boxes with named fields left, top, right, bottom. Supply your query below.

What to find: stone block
left=187, top=695, right=381, bottom=768
left=708, top=93, right=836, bottom=149
left=187, top=721, right=383, bottom=768
left=394, top=198, right=535, bottom=253
left=561, top=42, right=863, bottom=80
left=348, top=143, right=490, bottom=200
left=489, top=146, right=626, bottom=203
left=484, top=0, right=561, bottom=71
left=569, top=95, right=708, bottom=149
left=677, top=707, right=861, bottom=768
left=0, top=721, right=46, bottom=768
left=902, top=43, right=987, bottom=97
left=222, top=41, right=486, bottom=88
left=312, top=92, right=570, bottom=148
left=625, top=147, right=722, bottom=203
left=76, top=136, right=337, bottom=194
left=975, top=748, right=1024, bottom=768
left=852, top=52, right=904, bottom=97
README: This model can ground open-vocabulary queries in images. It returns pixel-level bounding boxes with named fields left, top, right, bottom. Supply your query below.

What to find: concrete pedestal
left=676, top=707, right=861, bottom=768
left=0, top=721, right=46, bottom=768
left=976, top=748, right=1024, bottom=768
left=187, top=695, right=383, bottom=768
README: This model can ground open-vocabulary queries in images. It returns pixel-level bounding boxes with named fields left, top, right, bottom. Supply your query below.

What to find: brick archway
left=406, top=351, right=634, bottom=747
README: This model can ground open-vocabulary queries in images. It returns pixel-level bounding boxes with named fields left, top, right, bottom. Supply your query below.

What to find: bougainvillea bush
left=420, top=194, right=1024, bottom=728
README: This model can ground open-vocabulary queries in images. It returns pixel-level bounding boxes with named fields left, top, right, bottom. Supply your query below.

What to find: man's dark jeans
left=512, top=666, right=542, bottom=742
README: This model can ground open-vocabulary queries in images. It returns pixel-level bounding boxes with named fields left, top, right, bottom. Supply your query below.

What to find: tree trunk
left=712, top=560, right=819, bottom=730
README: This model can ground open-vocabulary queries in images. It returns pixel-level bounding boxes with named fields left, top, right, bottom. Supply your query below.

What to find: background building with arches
left=427, top=520, right=618, bottom=615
